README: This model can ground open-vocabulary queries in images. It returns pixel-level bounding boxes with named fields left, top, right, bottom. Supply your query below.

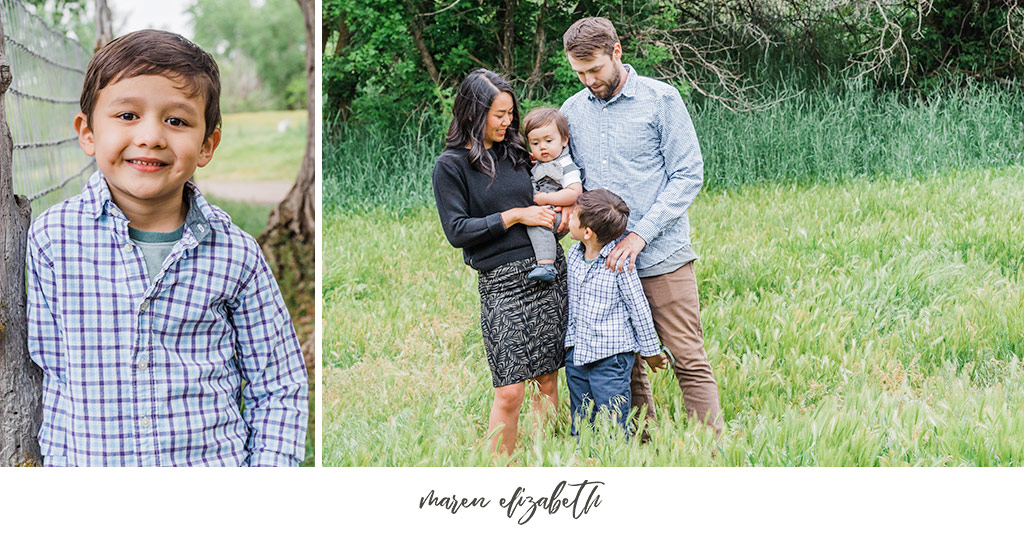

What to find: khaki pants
left=631, top=261, right=724, bottom=435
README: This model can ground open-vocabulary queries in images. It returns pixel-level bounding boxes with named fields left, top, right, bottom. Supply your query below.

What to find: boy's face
left=568, top=206, right=586, bottom=242
left=527, top=121, right=567, bottom=163
left=74, top=74, right=220, bottom=209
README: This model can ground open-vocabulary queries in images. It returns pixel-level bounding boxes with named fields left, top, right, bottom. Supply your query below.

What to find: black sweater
left=432, top=148, right=536, bottom=271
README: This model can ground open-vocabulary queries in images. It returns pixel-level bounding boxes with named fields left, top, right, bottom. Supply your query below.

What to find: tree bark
left=1, top=16, right=43, bottom=467
left=259, top=0, right=315, bottom=375
left=499, top=0, right=516, bottom=74
left=525, top=0, right=548, bottom=99
left=408, top=5, right=441, bottom=87
left=93, top=0, right=113, bottom=51
left=335, top=13, right=352, bottom=118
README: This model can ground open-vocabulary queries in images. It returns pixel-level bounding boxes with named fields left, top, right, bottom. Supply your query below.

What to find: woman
left=432, top=69, right=568, bottom=456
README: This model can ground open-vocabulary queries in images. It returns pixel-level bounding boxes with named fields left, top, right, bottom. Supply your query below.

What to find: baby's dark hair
left=522, top=107, right=569, bottom=140
left=80, top=29, right=221, bottom=140
left=577, top=188, right=629, bottom=244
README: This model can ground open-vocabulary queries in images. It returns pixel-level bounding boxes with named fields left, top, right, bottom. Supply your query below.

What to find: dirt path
left=195, top=180, right=293, bottom=205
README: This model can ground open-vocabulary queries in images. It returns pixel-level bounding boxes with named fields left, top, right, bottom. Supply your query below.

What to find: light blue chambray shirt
left=561, top=64, right=704, bottom=276
left=26, top=171, right=308, bottom=466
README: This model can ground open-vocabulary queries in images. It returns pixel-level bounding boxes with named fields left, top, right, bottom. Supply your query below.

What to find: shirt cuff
left=485, top=212, right=507, bottom=237
left=638, top=340, right=661, bottom=357
left=632, top=219, right=660, bottom=246
left=247, top=450, right=300, bottom=467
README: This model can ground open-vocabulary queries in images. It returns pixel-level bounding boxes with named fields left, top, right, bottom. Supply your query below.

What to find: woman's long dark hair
left=445, top=69, right=531, bottom=178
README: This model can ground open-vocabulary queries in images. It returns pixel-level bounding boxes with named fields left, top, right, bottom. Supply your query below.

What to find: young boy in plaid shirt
left=564, top=189, right=666, bottom=435
left=25, top=30, right=308, bottom=466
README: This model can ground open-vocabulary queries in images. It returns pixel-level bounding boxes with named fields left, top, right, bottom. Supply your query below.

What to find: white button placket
left=136, top=292, right=157, bottom=466
left=117, top=220, right=157, bottom=465
left=601, top=107, right=609, bottom=176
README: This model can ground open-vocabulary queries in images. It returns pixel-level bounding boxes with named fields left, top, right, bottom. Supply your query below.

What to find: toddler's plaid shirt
left=26, top=172, right=308, bottom=466
left=565, top=238, right=662, bottom=366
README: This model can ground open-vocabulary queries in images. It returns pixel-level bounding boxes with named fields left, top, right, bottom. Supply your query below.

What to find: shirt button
left=140, top=417, right=152, bottom=428
left=123, top=243, right=134, bottom=253
left=138, top=361, right=149, bottom=370
left=139, top=300, right=149, bottom=313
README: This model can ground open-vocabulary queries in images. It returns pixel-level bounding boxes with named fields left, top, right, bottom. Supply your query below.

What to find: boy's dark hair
left=80, top=29, right=221, bottom=140
left=563, top=17, right=619, bottom=60
left=522, top=107, right=570, bottom=140
left=577, top=188, right=629, bottom=244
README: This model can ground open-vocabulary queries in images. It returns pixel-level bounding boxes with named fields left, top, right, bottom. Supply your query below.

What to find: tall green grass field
left=322, top=84, right=1024, bottom=466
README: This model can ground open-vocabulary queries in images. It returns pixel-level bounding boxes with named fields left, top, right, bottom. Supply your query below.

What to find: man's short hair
left=522, top=107, right=570, bottom=140
left=563, top=17, right=619, bottom=60
left=577, top=188, right=629, bottom=244
left=80, top=29, right=221, bottom=140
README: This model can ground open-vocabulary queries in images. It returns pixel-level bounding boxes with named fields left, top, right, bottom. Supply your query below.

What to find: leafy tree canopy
left=325, top=0, right=1024, bottom=128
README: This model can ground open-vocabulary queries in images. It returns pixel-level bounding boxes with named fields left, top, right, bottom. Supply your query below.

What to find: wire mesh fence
left=2, top=0, right=94, bottom=214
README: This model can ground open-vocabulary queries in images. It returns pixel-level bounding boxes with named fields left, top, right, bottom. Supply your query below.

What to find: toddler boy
left=25, top=30, right=308, bottom=466
left=522, top=107, right=583, bottom=282
left=564, top=189, right=664, bottom=435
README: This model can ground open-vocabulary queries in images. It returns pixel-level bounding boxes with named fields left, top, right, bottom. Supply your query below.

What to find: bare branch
left=415, top=0, right=462, bottom=18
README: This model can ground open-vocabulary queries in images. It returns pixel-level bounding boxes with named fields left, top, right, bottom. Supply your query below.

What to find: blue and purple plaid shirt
left=26, top=171, right=308, bottom=466
left=565, top=238, right=662, bottom=366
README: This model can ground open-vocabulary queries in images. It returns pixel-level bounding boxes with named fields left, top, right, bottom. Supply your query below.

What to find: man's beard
left=591, top=69, right=622, bottom=101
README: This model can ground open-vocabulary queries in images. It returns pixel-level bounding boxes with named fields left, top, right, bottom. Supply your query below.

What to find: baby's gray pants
left=527, top=176, right=563, bottom=263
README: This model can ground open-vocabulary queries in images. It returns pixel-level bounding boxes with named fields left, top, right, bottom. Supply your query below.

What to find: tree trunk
left=259, top=0, right=315, bottom=375
left=409, top=17, right=441, bottom=87
left=0, top=15, right=43, bottom=467
left=407, top=2, right=441, bottom=87
left=525, top=0, right=548, bottom=99
left=499, top=0, right=516, bottom=74
left=335, top=14, right=352, bottom=119
left=94, top=0, right=113, bottom=51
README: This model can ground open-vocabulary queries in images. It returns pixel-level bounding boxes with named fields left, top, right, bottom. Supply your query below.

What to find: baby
left=521, top=107, right=583, bottom=282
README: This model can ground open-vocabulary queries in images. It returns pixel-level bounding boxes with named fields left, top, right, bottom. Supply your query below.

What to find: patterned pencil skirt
left=477, top=250, right=568, bottom=387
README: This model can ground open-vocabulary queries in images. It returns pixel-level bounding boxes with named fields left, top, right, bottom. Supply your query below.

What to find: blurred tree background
left=189, top=0, right=307, bottom=112
left=323, top=0, right=1024, bottom=124
left=21, top=0, right=307, bottom=113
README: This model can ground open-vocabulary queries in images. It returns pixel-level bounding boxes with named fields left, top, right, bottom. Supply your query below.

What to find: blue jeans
left=565, top=349, right=634, bottom=436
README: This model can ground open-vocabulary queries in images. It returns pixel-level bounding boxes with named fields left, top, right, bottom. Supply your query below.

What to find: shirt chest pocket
left=611, top=116, right=658, bottom=163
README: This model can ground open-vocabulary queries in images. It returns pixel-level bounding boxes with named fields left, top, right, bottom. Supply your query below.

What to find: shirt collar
left=83, top=170, right=217, bottom=241
left=572, top=234, right=626, bottom=261
left=598, top=235, right=625, bottom=258
left=587, top=63, right=638, bottom=104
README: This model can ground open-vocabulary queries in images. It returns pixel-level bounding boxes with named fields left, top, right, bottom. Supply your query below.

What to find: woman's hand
left=501, top=205, right=556, bottom=229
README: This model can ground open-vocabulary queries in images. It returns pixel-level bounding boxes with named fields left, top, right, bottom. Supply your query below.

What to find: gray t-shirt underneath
left=128, top=224, right=184, bottom=283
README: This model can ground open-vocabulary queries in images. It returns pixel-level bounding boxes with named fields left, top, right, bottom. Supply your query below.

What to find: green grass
left=322, top=166, right=1024, bottom=466
left=196, top=109, right=306, bottom=183
left=204, top=196, right=273, bottom=237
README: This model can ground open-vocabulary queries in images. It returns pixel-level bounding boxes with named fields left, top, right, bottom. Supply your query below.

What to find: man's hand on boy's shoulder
left=606, top=232, right=646, bottom=273
left=643, top=350, right=667, bottom=370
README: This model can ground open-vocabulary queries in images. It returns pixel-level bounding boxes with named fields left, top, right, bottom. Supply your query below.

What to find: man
left=559, top=16, right=724, bottom=436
